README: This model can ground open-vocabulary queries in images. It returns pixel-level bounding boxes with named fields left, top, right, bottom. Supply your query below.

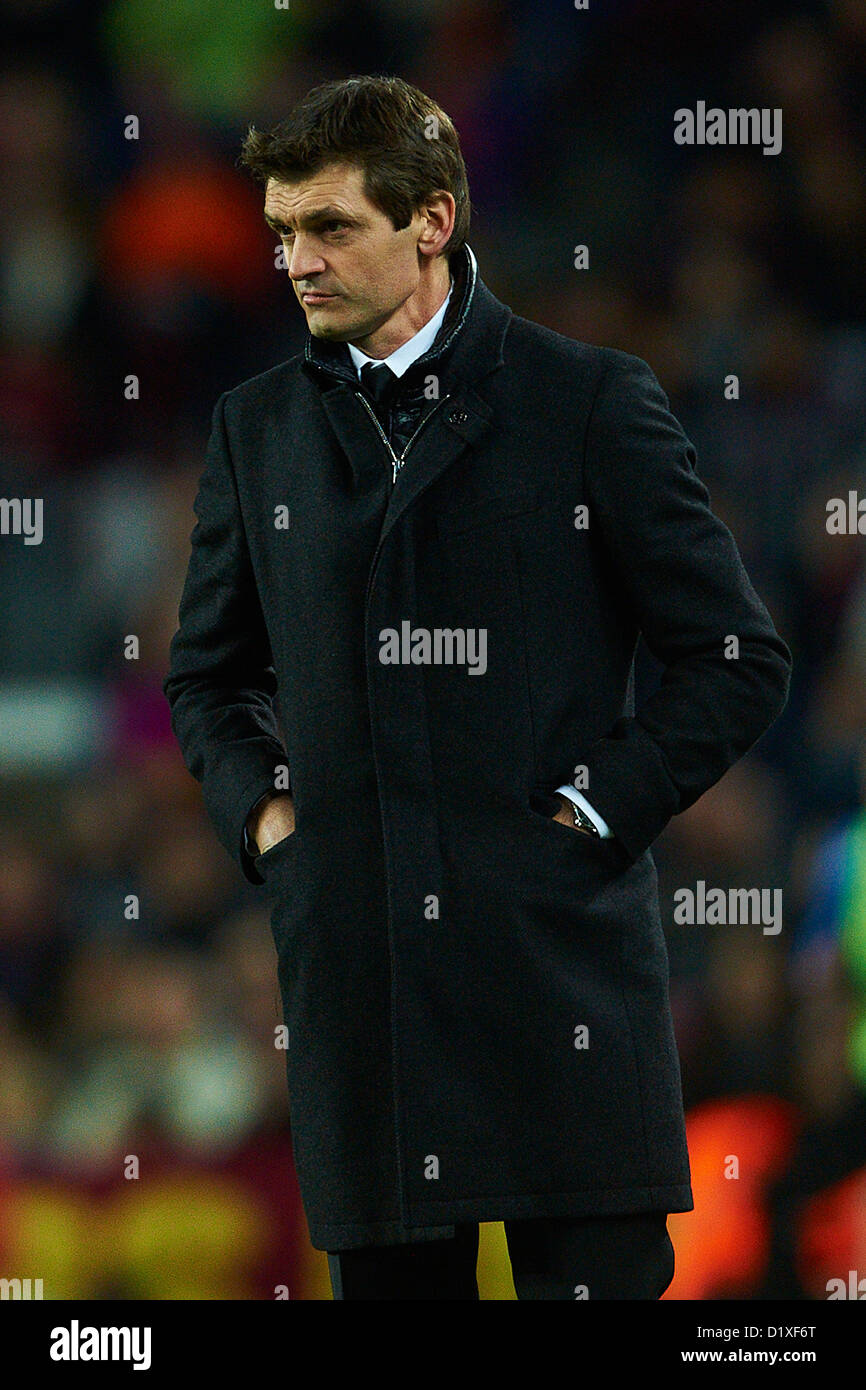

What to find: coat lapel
left=377, top=385, right=494, bottom=548
left=315, top=380, right=390, bottom=492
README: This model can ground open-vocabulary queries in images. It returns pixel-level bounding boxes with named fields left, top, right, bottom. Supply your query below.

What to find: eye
left=273, top=221, right=345, bottom=238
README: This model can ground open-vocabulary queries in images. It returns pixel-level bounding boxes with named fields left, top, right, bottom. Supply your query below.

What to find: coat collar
left=300, top=243, right=511, bottom=393
left=302, top=245, right=513, bottom=550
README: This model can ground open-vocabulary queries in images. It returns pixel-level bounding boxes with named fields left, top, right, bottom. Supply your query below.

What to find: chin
left=309, top=322, right=346, bottom=340
left=309, top=313, right=365, bottom=343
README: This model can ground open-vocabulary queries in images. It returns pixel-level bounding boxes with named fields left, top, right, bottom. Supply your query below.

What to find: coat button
left=448, top=408, right=469, bottom=426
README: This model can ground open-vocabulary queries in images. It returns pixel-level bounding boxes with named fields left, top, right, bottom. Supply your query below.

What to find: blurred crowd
left=1, top=0, right=865, bottom=1297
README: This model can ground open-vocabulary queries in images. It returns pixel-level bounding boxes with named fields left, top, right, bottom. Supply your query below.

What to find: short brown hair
left=239, top=75, right=472, bottom=259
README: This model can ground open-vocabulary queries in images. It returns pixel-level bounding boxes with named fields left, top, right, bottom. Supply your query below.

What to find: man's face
left=264, top=162, right=432, bottom=346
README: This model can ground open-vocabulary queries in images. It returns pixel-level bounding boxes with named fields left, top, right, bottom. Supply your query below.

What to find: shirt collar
left=346, top=279, right=453, bottom=379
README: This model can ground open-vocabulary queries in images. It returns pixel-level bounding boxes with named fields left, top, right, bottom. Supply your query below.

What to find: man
left=164, top=75, right=792, bottom=1300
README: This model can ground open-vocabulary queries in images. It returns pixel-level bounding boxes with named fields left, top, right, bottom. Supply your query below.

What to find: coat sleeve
left=163, top=390, right=288, bottom=885
left=578, top=350, right=792, bottom=863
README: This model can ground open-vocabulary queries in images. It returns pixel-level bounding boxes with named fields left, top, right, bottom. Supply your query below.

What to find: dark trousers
left=327, top=1211, right=674, bottom=1300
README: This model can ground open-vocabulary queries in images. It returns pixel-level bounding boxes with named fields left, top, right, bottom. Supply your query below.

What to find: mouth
left=301, top=291, right=337, bottom=304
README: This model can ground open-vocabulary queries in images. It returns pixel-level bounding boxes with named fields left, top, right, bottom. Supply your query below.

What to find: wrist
left=553, top=792, right=599, bottom=836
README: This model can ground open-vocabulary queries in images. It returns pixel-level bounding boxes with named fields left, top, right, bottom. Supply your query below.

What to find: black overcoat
left=164, top=245, right=792, bottom=1251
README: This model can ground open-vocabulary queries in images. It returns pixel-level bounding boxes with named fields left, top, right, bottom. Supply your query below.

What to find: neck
left=349, top=257, right=452, bottom=360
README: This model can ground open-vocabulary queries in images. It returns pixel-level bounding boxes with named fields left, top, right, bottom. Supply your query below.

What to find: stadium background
left=1, top=0, right=865, bottom=1299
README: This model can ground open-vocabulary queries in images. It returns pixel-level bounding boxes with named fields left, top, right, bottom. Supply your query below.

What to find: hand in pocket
left=249, top=792, right=296, bottom=855
left=551, top=793, right=596, bottom=836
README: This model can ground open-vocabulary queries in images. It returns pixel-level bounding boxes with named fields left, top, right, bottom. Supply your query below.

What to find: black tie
left=359, top=361, right=398, bottom=430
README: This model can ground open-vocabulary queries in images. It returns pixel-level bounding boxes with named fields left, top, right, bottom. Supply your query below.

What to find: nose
left=286, top=237, right=327, bottom=283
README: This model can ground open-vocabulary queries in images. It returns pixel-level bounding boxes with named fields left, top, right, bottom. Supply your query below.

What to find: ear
left=417, top=190, right=455, bottom=259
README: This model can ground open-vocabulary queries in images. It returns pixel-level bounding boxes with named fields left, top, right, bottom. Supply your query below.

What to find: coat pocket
left=523, top=790, right=628, bottom=871
left=434, top=484, right=541, bottom=537
left=255, top=827, right=300, bottom=879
